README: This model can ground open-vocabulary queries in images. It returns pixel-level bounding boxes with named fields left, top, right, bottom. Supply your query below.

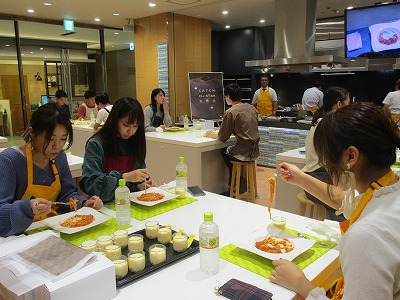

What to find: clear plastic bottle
left=183, top=114, right=189, bottom=130
left=195, top=120, right=202, bottom=138
left=199, top=212, right=219, bottom=275
left=90, top=111, right=95, bottom=125
left=175, top=156, right=188, bottom=199
left=115, top=179, right=131, bottom=225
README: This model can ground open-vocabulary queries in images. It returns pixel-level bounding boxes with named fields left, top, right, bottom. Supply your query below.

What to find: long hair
left=312, top=86, right=349, bottom=126
left=27, top=102, right=73, bottom=151
left=314, top=102, right=400, bottom=186
left=150, top=88, right=165, bottom=116
left=94, top=97, right=146, bottom=163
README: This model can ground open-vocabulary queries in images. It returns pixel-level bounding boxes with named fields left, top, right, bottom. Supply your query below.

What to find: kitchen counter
left=258, top=120, right=311, bottom=130
left=145, top=129, right=235, bottom=194
left=275, top=147, right=307, bottom=216
left=70, top=124, right=97, bottom=157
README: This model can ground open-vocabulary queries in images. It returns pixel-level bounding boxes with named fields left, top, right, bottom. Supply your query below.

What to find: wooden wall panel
left=135, top=12, right=211, bottom=124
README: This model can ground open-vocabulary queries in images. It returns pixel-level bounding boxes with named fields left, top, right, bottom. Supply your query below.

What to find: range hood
left=246, top=0, right=346, bottom=72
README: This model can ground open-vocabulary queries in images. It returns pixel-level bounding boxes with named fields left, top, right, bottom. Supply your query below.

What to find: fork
left=297, top=232, right=328, bottom=246
left=53, top=202, right=71, bottom=205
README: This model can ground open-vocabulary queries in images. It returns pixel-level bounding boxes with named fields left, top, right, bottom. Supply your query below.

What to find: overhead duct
left=246, top=0, right=345, bottom=71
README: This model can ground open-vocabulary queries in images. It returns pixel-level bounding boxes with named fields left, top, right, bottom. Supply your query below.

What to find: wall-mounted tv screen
left=345, top=3, right=400, bottom=58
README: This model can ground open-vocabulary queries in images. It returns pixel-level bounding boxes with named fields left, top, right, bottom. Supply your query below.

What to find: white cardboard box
left=0, top=231, right=116, bottom=300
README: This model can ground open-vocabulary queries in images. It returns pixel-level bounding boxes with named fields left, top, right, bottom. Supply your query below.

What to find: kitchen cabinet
left=223, top=76, right=252, bottom=103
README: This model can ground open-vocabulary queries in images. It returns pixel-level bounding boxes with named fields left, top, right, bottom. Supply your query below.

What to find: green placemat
left=25, top=217, right=131, bottom=246
left=219, top=228, right=336, bottom=279
left=105, top=196, right=197, bottom=221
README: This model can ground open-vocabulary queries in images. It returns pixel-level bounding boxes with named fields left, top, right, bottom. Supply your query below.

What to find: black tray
left=116, top=228, right=199, bottom=287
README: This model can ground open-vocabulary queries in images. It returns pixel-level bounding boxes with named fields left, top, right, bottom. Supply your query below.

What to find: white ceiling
left=0, top=0, right=384, bottom=58
left=0, top=0, right=381, bottom=30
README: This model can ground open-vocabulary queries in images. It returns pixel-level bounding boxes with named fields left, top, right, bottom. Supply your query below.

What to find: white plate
left=233, top=227, right=315, bottom=261
left=369, top=20, right=400, bottom=52
left=40, top=207, right=111, bottom=234
left=130, top=187, right=177, bottom=206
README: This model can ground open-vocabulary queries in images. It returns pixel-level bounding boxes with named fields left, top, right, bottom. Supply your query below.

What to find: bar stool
left=296, top=192, right=327, bottom=220
left=229, top=160, right=257, bottom=202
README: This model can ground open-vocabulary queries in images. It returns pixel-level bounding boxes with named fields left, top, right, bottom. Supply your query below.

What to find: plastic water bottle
left=90, top=111, right=95, bottom=125
left=195, top=120, right=202, bottom=138
left=199, top=212, right=219, bottom=275
left=175, top=156, right=188, bottom=199
left=183, top=114, right=189, bottom=130
left=115, top=179, right=131, bottom=225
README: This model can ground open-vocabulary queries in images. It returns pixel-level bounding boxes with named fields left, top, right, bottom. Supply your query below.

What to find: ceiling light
left=30, top=51, right=33, bottom=54
left=222, top=11, right=228, bottom=15
left=333, top=9, right=340, bottom=13
left=113, top=13, right=120, bottom=16
left=114, top=32, right=119, bottom=35
left=260, top=19, right=265, bottom=23
left=149, top=3, right=156, bottom=7
left=225, top=25, right=230, bottom=29
left=40, top=47, right=44, bottom=50
left=347, top=6, right=353, bottom=9
left=43, top=3, right=52, bottom=6
left=95, top=18, right=100, bottom=22
left=5, top=44, right=9, bottom=47
left=28, top=9, right=34, bottom=13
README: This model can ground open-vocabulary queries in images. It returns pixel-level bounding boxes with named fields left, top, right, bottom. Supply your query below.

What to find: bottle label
left=176, top=170, right=187, bottom=177
left=116, top=197, right=128, bottom=205
left=200, top=236, right=219, bottom=249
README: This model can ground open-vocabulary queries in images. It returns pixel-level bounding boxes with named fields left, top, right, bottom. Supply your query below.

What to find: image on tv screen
left=345, top=3, right=400, bottom=58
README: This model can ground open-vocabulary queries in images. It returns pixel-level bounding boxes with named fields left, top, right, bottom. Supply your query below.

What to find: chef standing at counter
left=301, top=80, right=324, bottom=114
left=382, top=78, right=400, bottom=125
left=251, top=75, right=278, bottom=116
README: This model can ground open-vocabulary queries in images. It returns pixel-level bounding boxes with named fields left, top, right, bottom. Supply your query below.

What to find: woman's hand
left=137, top=179, right=156, bottom=191
left=123, top=169, right=149, bottom=183
left=277, top=162, right=306, bottom=186
left=162, top=99, right=169, bottom=111
left=205, top=129, right=217, bottom=139
left=30, top=198, right=52, bottom=216
left=270, top=259, right=315, bottom=299
left=84, top=195, right=103, bottom=210
left=159, top=125, right=166, bottom=130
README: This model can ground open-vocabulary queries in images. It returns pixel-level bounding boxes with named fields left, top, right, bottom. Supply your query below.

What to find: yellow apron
left=330, top=170, right=396, bottom=299
left=310, top=105, right=320, bottom=114
left=257, top=88, right=273, bottom=115
left=21, top=142, right=62, bottom=221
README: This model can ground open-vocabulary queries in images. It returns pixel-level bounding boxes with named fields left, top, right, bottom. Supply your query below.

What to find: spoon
left=297, top=232, right=328, bottom=246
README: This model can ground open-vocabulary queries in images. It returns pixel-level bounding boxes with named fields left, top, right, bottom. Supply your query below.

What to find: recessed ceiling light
left=5, top=44, right=9, bottom=47
left=40, top=47, right=44, bottom=50
left=30, top=51, right=34, bottom=54
left=333, top=9, right=340, bottom=13
left=225, top=25, right=230, bottom=29
left=347, top=6, right=353, bottom=9
left=149, top=3, right=156, bottom=7
left=222, top=11, right=228, bottom=15
left=95, top=18, right=100, bottom=22
left=113, top=13, right=120, bottom=16
left=260, top=19, right=265, bottom=23
left=114, top=32, right=119, bottom=35
left=43, top=3, right=52, bottom=6
left=27, top=9, right=34, bottom=13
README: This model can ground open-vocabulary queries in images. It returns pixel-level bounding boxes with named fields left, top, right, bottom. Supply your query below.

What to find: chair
left=296, top=192, right=327, bottom=220
left=229, top=160, right=257, bottom=202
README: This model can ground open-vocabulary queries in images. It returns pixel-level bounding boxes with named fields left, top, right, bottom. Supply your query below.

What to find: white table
left=275, top=147, right=306, bottom=215
left=99, top=192, right=340, bottom=300
left=145, top=129, right=235, bottom=194
left=70, top=125, right=97, bottom=157
left=68, top=154, right=83, bottom=179
left=0, top=136, right=8, bottom=147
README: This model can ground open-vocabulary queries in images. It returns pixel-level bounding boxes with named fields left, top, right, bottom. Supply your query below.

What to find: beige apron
left=21, top=142, right=62, bottom=221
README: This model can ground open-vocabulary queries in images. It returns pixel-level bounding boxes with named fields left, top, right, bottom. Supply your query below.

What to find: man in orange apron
left=251, top=75, right=278, bottom=116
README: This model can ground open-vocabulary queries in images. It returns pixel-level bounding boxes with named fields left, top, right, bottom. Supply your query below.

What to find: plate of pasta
left=130, top=187, right=177, bottom=206
left=233, top=227, right=314, bottom=261
left=40, top=207, right=111, bottom=234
